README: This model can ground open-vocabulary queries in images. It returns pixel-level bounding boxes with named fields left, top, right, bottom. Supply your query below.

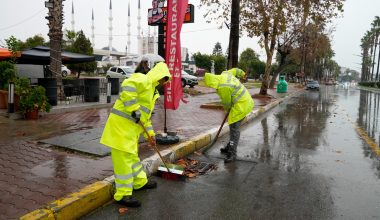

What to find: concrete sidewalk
left=0, top=85, right=302, bottom=219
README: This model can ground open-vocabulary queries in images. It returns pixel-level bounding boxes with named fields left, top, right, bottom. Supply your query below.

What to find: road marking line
left=342, top=108, right=380, bottom=158
left=354, top=125, right=380, bottom=157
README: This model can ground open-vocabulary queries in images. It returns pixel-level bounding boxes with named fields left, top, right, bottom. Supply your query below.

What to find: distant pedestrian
left=204, top=72, right=254, bottom=163
left=100, top=61, right=171, bottom=207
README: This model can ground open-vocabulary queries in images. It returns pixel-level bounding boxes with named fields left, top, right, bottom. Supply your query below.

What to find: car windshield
left=121, top=67, right=133, bottom=73
left=308, top=81, right=318, bottom=84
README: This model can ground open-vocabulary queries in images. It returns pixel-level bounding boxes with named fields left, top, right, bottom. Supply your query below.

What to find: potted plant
left=19, top=85, right=51, bottom=120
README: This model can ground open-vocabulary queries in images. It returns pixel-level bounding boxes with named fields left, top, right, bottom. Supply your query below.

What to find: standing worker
left=204, top=72, right=254, bottom=163
left=100, top=61, right=171, bottom=207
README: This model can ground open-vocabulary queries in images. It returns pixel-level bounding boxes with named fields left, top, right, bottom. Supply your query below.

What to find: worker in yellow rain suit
left=100, top=62, right=171, bottom=207
left=204, top=72, right=254, bottom=163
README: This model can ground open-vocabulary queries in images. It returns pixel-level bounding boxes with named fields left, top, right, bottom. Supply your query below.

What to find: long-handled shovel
left=138, top=121, right=184, bottom=180
left=202, top=111, right=230, bottom=153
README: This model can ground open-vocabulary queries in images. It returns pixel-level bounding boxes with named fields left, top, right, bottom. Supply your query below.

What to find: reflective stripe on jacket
left=100, top=62, right=171, bottom=154
left=204, top=72, right=254, bottom=124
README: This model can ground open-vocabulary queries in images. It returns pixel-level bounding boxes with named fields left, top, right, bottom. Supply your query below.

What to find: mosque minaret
left=91, top=8, right=95, bottom=48
left=127, top=1, right=131, bottom=55
left=137, top=0, right=142, bottom=53
left=71, top=1, right=75, bottom=32
left=108, top=0, right=113, bottom=60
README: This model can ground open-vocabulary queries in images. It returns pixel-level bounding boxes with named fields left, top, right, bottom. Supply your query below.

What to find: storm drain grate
left=176, top=158, right=217, bottom=178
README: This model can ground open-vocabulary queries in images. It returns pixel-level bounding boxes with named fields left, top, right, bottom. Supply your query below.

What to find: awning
left=0, top=48, right=20, bottom=61
left=17, top=46, right=95, bottom=65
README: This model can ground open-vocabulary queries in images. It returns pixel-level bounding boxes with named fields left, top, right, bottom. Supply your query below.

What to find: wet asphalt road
left=82, top=85, right=380, bottom=220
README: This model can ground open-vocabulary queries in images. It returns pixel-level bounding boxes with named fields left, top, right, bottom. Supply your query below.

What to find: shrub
left=19, top=85, right=51, bottom=114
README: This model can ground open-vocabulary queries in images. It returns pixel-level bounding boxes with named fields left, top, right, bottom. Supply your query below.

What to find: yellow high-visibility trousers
left=111, top=148, right=148, bottom=201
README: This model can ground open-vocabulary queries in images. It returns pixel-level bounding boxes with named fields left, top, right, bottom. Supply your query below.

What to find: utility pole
left=45, top=0, right=64, bottom=100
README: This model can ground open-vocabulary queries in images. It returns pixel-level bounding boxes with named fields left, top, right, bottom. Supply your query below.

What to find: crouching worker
left=204, top=72, right=254, bottom=163
left=100, top=62, right=171, bottom=207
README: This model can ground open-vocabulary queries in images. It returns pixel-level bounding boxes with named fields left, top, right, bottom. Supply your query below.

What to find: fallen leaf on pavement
left=15, top=131, right=26, bottom=136
left=118, top=207, right=128, bottom=214
left=186, top=173, right=196, bottom=178
left=177, top=159, right=186, bottom=165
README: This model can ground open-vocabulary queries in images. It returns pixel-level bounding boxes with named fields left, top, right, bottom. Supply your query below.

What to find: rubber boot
left=116, top=196, right=141, bottom=207
left=220, top=141, right=234, bottom=154
left=224, top=152, right=236, bottom=163
left=224, top=142, right=237, bottom=163
left=135, top=179, right=157, bottom=191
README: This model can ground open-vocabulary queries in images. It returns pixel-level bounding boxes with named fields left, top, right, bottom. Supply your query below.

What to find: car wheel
left=182, top=79, right=186, bottom=88
left=62, top=71, right=68, bottom=77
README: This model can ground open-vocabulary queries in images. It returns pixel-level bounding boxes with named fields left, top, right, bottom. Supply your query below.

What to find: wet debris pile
left=176, top=158, right=217, bottom=178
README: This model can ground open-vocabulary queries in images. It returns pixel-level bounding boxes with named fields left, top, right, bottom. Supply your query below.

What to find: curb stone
left=20, top=89, right=303, bottom=220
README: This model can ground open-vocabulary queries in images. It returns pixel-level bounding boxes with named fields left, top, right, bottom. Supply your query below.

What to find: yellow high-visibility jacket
left=100, top=62, right=171, bottom=154
left=222, top=68, right=246, bottom=79
left=204, top=72, right=254, bottom=124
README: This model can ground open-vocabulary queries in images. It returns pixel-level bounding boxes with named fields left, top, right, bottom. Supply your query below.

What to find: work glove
left=149, top=136, right=156, bottom=147
left=131, top=110, right=141, bottom=123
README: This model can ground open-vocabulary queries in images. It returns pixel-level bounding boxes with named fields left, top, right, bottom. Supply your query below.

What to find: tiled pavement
left=0, top=85, right=300, bottom=219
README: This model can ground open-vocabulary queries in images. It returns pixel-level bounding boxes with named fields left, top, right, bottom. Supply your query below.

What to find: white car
left=181, top=70, right=198, bottom=88
left=61, top=65, right=71, bottom=77
left=106, top=66, right=134, bottom=79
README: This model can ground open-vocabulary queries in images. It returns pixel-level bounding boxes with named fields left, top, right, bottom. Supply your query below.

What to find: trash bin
left=108, top=78, right=120, bottom=95
left=277, top=75, right=288, bottom=93
left=38, top=78, right=57, bottom=106
left=84, top=78, right=100, bottom=102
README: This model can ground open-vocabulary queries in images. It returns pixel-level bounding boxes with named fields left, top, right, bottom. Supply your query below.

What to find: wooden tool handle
left=139, top=121, right=171, bottom=173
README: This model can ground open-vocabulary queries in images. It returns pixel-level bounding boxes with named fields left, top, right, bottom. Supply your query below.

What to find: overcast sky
left=0, top=0, right=379, bottom=71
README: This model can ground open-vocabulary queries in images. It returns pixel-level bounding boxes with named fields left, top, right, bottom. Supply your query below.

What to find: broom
left=139, top=121, right=185, bottom=181
left=202, top=111, right=230, bottom=153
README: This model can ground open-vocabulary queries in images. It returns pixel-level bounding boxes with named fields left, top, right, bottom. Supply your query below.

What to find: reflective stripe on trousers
left=111, top=148, right=148, bottom=201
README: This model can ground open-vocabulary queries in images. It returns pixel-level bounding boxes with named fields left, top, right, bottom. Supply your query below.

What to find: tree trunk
left=376, top=36, right=380, bottom=81
left=269, top=50, right=287, bottom=88
left=371, top=34, right=378, bottom=81
left=48, top=0, right=64, bottom=100
left=227, top=0, right=240, bottom=69
left=260, top=54, right=273, bottom=95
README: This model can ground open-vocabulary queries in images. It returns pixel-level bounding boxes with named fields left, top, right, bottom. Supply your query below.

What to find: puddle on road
left=30, top=155, right=111, bottom=180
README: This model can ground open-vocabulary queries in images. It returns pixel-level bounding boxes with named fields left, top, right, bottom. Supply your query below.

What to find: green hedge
left=358, top=82, right=380, bottom=88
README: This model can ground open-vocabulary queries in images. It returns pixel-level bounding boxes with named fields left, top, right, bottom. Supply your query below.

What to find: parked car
left=306, top=80, right=320, bottom=91
left=181, top=71, right=198, bottom=88
left=106, top=66, right=134, bottom=79
left=61, top=65, right=71, bottom=77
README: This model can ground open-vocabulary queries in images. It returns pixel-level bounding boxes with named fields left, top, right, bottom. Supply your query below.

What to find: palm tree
left=47, top=0, right=64, bottom=99
left=373, top=16, right=380, bottom=81
left=370, top=17, right=380, bottom=81
left=361, top=31, right=372, bottom=82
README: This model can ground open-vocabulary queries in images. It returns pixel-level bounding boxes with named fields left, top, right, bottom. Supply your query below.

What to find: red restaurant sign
left=164, top=0, right=188, bottom=110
